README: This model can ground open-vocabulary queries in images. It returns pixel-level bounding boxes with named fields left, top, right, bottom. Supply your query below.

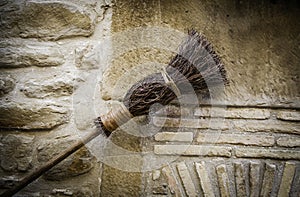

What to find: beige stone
left=21, top=74, right=76, bottom=98
left=177, top=162, right=197, bottom=197
left=278, top=162, right=296, bottom=197
left=277, top=136, right=300, bottom=147
left=195, top=162, right=215, bottom=197
left=216, top=164, right=231, bottom=197
left=197, top=132, right=275, bottom=146
left=0, top=74, right=15, bottom=96
left=154, top=145, right=232, bottom=157
left=0, top=102, right=69, bottom=130
left=153, top=117, right=229, bottom=130
left=235, top=148, right=300, bottom=160
left=234, top=162, right=247, bottom=197
left=0, top=1, right=97, bottom=40
left=155, top=132, right=193, bottom=142
left=277, top=111, right=300, bottom=121
left=260, top=163, right=276, bottom=197
left=249, top=161, right=263, bottom=197
left=232, top=119, right=300, bottom=134
left=162, top=166, right=183, bottom=196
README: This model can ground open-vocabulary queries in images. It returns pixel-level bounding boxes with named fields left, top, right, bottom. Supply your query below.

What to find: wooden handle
left=0, top=129, right=101, bottom=197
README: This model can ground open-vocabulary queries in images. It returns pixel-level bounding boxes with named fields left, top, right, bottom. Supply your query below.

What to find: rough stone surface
left=0, top=75, right=15, bottom=96
left=176, top=162, right=197, bottom=197
left=153, top=117, right=229, bottom=130
left=21, top=74, right=76, bottom=98
left=249, top=161, right=263, bottom=197
left=277, top=136, right=300, bottom=147
left=276, top=111, right=300, bottom=121
left=278, top=161, right=296, bottom=197
left=0, top=103, right=69, bottom=130
left=162, top=166, right=182, bottom=196
left=260, top=163, right=276, bottom=197
left=216, top=164, right=231, bottom=197
left=155, top=132, right=193, bottom=142
left=0, top=134, right=34, bottom=172
left=37, top=137, right=95, bottom=180
left=154, top=145, right=232, bottom=157
left=194, top=107, right=270, bottom=120
left=197, top=132, right=275, bottom=146
left=195, top=162, right=215, bottom=197
left=235, top=148, right=300, bottom=160
left=0, top=39, right=64, bottom=68
left=234, top=162, right=247, bottom=197
left=0, top=1, right=96, bottom=40
left=231, top=120, right=300, bottom=134
left=75, top=44, right=101, bottom=70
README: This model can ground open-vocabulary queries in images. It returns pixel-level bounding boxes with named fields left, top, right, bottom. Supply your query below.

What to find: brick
left=249, top=161, right=263, bottom=197
left=177, top=162, right=197, bottom=197
left=194, top=107, right=270, bottom=120
left=153, top=117, right=229, bottom=130
left=195, top=162, right=215, bottom=197
left=277, top=136, right=300, bottom=147
left=216, top=164, right=231, bottom=197
left=232, top=120, right=300, bottom=134
left=155, top=132, right=193, bottom=142
left=197, top=133, right=275, bottom=146
left=155, top=105, right=191, bottom=117
left=276, top=111, right=300, bottom=121
left=154, top=145, right=232, bottom=157
left=260, top=163, right=276, bottom=197
left=162, top=166, right=183, bottom=196
left=235, top=148, right=300, bottom=160
left=278, top=162, right=296, bottom=197
left=234, top=162, right=247, bottom=197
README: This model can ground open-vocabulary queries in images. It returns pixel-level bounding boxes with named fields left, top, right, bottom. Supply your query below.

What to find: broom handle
left=0, top=129, right=101, bottom=197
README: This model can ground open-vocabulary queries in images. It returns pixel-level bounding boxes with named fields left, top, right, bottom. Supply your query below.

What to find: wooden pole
left=0, top=129, right=101, bottom=197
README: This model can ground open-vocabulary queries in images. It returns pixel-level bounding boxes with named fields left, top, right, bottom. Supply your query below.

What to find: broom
left=1, top=29, right=228, bottom=197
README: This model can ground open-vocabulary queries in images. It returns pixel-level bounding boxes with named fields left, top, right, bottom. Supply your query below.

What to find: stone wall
left=0, top=0, right=299, bottom=196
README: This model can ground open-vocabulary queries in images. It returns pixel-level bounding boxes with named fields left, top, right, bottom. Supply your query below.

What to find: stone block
left=278, top=161, right=296, bottom=197
left=260, top=163, right=276, bottom=197
left=0, top=1, right=96, bottom=40
left=232, top=120, right=300, bottom=134
left=176, top=162, right=197, bottom=196
left=0, top=134, right=34, bottom=172
left=235, top=147, right=300, bottom=160
left=153, top=117, right=229, bottom=130
left=0, top=103, right=69, bottom=130
left=0, top=75, right=15, bottom=96
left=277, top=136, right=300, bottom=147
left=154, top=145, right=232, bottom=157
left=162, top=166, right=182, bottom=196
left=0, top=39, right=64, bottom=68
left=249, top=161, right=263, bottom=197
left=154, top=132, right=193, bottom=142
left=276, top=111, right=300, bottom=121
left=194, top=107, right=270, bottom=120
left=234, top=162, right=247, bottom=197
left=195, top=162, right=215, bottom=197
left=21, top=74, right=76, bottom=98
left=37, top=137, right=95, bottom=180
left=216, top=164, right=231, bottom=197
left=75, top=44, right=101, bottom=70
left=197, top=132, right=275, bottom=146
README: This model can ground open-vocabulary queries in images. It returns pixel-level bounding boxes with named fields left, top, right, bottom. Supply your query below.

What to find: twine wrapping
left=161, top=67, right=181, bottom=97
left=100, top=103, right=133, bottom=132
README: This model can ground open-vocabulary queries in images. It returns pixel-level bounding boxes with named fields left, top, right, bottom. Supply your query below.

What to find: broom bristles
left=97, top=30, right=228, bottom=136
